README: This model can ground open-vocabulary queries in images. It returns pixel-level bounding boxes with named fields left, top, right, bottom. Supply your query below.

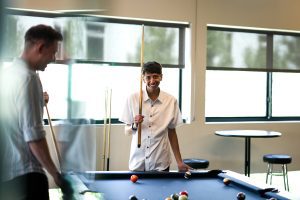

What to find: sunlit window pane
left=205, top=71, right=266, bottom=117
left=45, top=64, right=180, bottom=120
left=272, top=73, right=300, bottom=116
left=144, top=26, right=179, bottom=65
left=59, top=18, right=180, bottom=65
left=207, top=30, right=266, bottom=69
left=39, top=64, right=69, bottom=119
left=69, top=64, right=135, bottom=119
left=2, top=15, right=57, bottom=59
left=160, top=68, right=180, bottom=100
left=273, top=35, right=300, bottom=71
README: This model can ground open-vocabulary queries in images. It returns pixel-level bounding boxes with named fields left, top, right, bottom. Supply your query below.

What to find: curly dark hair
left=142, top=61, right=162, bottom=75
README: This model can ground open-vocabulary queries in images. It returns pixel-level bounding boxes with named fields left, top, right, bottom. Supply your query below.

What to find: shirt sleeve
left=19, top=74, right=46, bottom=142
left=168, top=99, right=183, bottom=129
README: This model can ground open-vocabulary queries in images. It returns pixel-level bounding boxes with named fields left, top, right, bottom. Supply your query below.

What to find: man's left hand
left=178, top=162, right=193, bottom=172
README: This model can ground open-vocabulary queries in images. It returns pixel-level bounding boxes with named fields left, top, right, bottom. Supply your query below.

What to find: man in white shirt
left=0, top=24, right=72, bottom=200
left=120, top=61, right=191, bottom=172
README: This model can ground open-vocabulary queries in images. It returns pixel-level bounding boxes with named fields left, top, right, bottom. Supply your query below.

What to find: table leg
left=245, top=137, right=251, bottom=177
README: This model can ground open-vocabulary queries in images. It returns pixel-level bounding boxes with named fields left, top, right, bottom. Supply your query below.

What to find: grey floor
left=250, top=171, right=299, bottom=196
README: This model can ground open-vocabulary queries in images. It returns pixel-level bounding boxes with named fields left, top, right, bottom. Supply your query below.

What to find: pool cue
left=38, top=72, right=62, bottom=169
left=137, top=24, right=144, bottom=148
left=102, top=89, right=108, bottom=171
left=45, top=103, right=62, bottom=169
left=106, top=89, right=112, bottom=171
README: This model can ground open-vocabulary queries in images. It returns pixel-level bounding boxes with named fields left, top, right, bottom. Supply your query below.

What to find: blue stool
left=263, top=154, right=292, bottom=191
left=183, top=158, right=209, bottom=169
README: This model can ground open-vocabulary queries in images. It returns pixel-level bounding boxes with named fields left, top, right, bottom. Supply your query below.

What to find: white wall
left=9, top=0, right=300, bottom=175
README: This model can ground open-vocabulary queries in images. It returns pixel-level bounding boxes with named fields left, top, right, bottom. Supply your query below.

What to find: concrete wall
left=9, top=0, right=300, bottom=175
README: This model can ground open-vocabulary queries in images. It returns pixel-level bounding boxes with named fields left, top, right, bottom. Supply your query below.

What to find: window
left=272, top=73, right=300, bottom=117
left=1, top=9, right=189, bottom=123
left=206, top=26, right=300, bottom=122
left=86, top=22, right=104, bottom=60
left=205, top=70, right=266, bottom=117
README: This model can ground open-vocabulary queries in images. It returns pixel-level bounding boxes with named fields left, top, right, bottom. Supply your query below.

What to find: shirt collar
left=14, top=58, right=36, bottom=72
left=143, top=88, right=164, bottom=104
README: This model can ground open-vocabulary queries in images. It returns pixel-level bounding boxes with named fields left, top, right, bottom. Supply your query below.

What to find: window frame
left=206, top=25, right=300, bottom=122
left=2, top=8, right=188, bottom=124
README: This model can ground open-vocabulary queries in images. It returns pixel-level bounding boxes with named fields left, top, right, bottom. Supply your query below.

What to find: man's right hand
left=43, top=91, right=49, bottom=105
left=134, top=114, right=144, bottom=124
left=55, top=172, right=74, bottom=200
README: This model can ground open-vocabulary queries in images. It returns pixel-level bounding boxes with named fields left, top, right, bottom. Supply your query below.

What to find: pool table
left=67, top=170, right=296, bottom=200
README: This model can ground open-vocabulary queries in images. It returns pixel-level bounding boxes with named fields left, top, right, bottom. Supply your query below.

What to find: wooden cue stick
left=45, top=103, right=62, bottom=169
left=102, top=89, right=108, bottom=171
left=137, top=25, right=144, bottom=148
left=106, top=89, right=112, bottom=171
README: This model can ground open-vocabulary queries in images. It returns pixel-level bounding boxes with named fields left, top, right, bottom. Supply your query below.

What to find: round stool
left=183, top=158, right=209, bottom=169
left=263, top=154, right=292, bottom=191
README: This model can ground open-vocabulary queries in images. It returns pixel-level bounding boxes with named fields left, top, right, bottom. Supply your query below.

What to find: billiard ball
left=130, top=175, right=138, bottom=183
left=223, top=177, right=231, bottom=185
left=268, top=198, right=277, bottom=200
left=178, top=195, right=188, bottom=200
left=236, top=192, right=246, bottom=200
left=170, top=193, right=179, bottom=200
left=129, top=194, right=138, bottom=200
left=165, top=198, right=172, bottom=200
left=179, top=191, right=188, bottom=197
left=184, top=171, right=191, bottom=179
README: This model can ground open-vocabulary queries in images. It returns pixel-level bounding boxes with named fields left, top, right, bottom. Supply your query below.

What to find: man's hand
left=43, top=91, right=49, bottom=105
left=134, top=114, right=144, bottom=124
left=55, top=173, right=75, bottom=200
left=177, top=161, right=193, bottom=172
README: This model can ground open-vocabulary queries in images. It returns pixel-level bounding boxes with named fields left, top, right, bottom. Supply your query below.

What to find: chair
left=263, top=154, right=292, bottom=191
left=183, top=158, right=209, bottom=170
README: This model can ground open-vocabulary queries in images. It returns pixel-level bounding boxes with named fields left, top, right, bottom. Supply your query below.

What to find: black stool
left=183, top=158, right=209, bottom=170
left=263, top=154, right=292, bottom=191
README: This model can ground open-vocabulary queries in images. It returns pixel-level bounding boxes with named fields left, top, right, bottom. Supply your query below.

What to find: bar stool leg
left=270, top=164, right=273, bottom=185
left=266, top=163, right=271, bottom=184
left=282, top=164, right=287, bottom=191
left=283, top=164, right=289, bottom=191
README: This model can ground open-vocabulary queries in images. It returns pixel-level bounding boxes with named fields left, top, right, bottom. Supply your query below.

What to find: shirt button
left=148, top=136, right=150, bottom=138
left=150, top=115, right=152, bottom=117
left=147, top=146, right=149, bottom=148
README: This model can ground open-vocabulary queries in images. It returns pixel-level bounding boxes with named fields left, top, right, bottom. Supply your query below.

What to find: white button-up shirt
left=0, top=58, right=46, bottom=181
left=120, top=89, right=183, bottom=171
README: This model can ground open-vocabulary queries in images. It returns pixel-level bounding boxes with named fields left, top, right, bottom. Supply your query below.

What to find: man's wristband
left=131, top=123, right=138, bottom=131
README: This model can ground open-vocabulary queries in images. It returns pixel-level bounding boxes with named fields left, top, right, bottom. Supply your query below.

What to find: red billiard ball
left=130, top=175, right=138, bottom=183
left=223, top=178, right=231, bottom=185
left=179, top=191, right=188, bottom=197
